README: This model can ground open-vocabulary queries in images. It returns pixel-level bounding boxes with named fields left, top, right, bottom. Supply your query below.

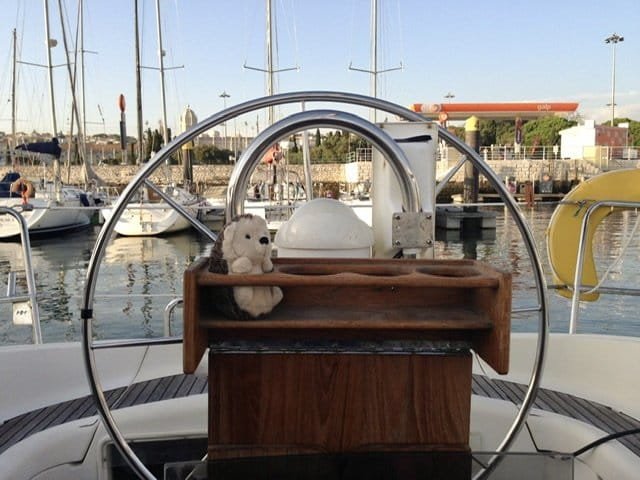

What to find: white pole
left=266, top=0, right=274, bottom=125
left=43, top=0, right=58, bottom=137
left=155, top=0, right=169, bottom=146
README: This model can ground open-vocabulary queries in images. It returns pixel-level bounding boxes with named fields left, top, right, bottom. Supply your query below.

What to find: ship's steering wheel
left=81, top=91, right=548, bottom=480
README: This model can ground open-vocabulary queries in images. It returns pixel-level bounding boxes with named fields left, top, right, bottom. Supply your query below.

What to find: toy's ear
left=221, top=222, right=237, bottom=260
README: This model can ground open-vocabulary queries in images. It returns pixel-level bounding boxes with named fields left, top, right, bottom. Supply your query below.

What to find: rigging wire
left=57, top=0, right=75, bottom=137
left=164, top=0, right=184, bottom=136
left=585, top=209, right=640, bottom=295
left=272, top=1, right=279, bottom=97
left=288, top=0, right=301, bottom=74
left=0, top=36, right=12, bottom=121
left=0, top=1, right=24, bottom=131
left=394, top=0, right=405, bottom=72
left=172, top=0, right=185, bottom=116
left=241, top=0, right=258, bottom=72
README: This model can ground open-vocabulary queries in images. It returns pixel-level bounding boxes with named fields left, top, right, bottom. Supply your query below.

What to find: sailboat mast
left=266, top=0, right=274, bottom=125
left=43, top=0, right=58, bottom=137
left=349, top=0, right=402, bottom=122
left=244, top=0, right=297, bottom=127
left=155, top=0, right=170, bottom=145
left=80, top=0, right=86, bottom=139
left=56, top=0, right=86, bottom=162
left=134, top=0, right=144, bottom=164
left=10, top=29, right=17, bottom=159
left=370, top=0, right=378, bottom=103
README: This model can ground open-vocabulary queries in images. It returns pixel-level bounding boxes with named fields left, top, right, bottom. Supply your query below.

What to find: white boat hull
left=1, top=334, right=638, bottom=479
left=102, top=203, right=198, bottom=236
left=101, top=187, right=204, bottom=236
left=0, top=195, right=92, bottom=239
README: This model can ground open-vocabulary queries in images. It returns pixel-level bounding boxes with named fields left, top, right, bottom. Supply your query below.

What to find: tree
left=315, top=128, right=321, bottom=147
left=477, top=120, right=516, bottom=146
left=192, top=144, right=233, bottom=164
left=615, top=118, right=640, bottom=147
left=479, top=120, right=497, bottom=146
left=495, top=121, right=516, bottom=145
left=151, top=129, right=163, bottom=154
left=627, top=120, right=640, bottom=147
left=522, top=116, right=576, bottom=146
left=289, top=135, right=299, bottom=153
left=144, top=128, right=154, bottom=161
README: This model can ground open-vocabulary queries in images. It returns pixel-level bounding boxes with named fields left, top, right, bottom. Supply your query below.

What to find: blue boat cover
left=15, top=137, right=61, bottom=158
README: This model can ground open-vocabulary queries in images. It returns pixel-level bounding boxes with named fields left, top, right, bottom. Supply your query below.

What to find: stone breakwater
left=1, top=158, right=599, bottom=201
left=0, top=163, right=367, bottom=192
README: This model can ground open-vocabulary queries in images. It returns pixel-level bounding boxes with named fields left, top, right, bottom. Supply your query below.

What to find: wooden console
left=183, top=257, right=511, bottom=464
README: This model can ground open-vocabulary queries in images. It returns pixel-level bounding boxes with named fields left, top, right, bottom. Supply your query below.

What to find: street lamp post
left=219, top=91, right=230, bottom=149
left=605, top=33, right=624, bottom=127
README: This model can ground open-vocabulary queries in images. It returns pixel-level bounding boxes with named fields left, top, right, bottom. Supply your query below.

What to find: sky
left=0, top=0, right=638, bottom=138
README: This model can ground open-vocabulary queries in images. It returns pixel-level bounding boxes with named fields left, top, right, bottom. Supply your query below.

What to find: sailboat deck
left=1, top=373, right=638, bottom=458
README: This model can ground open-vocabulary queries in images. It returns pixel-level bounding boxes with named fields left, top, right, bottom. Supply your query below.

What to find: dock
left=436, top=205, right=497, bottom=230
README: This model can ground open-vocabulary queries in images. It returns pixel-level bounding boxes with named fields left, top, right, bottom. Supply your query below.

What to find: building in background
left=560, top=120, right=634, bottom=163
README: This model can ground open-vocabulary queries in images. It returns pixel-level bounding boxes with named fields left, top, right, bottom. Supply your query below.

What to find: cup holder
left=415, top=266, right=480, bottom=277
left=277, top=266, right=334, bottom=276
left=278, top=265, right=412, bottom=277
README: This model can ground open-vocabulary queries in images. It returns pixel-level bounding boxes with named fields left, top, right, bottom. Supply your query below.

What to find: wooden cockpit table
left=184, top=257, right=511, bottom=476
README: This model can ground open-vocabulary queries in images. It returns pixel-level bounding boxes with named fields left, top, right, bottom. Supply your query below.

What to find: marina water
left=1, top=204, right=638, bottom=345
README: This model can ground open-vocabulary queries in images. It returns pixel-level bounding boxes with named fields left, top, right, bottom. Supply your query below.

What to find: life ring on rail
left=546, top=168, right=640, bottom=301
left=10, top=178, right=35, bottom=204
left=261, top=144, right=282, bottom=165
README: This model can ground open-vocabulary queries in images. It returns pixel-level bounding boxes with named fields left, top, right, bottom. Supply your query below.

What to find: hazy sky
left=0, top=0, right=638, bottom=137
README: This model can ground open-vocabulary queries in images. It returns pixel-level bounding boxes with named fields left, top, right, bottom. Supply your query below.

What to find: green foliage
left=615, top=118, right=640, bottom=147
left=144, top=128, right=153, bottom=161
left=628, top=121, right=640, bottom=147
left=469, top=117, right=579, bottom=147
left=496, top=122, right=517, bottom=145
left=479, top=120, right=498, bottom=145
left=141, top=128, right=166, bottom=162
left=522, top=116, right=576, bottom=146
left=287, top=131, right=369, bottom=164
left=289, top=135, right=299, bottom=153
left=152, top=129, right=164, bottom=153
left=448, top=126, right=465, bottom=141
left=477, top=120, right=517, bottom=146
left=193, top=144, right=233, bottom=164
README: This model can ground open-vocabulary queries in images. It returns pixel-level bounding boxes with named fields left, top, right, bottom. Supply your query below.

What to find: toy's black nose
left=259, top=236, right=269, bottom=245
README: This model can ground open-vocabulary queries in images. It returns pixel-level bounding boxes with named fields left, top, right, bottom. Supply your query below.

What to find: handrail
left=163, top=298, right=183, bottom=338
left=569, top=201, right=640, bottom=333
left=0, top=207, right=41, bottom=344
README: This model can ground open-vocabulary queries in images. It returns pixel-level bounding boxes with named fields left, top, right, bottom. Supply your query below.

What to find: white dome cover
left=275, top=198, right=373, bottom=249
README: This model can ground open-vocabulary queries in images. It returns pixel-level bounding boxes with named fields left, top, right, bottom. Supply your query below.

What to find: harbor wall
left=1, top=158, right=602, bottom=201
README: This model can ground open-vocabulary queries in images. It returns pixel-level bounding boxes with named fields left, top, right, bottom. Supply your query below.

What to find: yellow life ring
left=546, top=168, right=640, bottom=301
left=10, top=178, right=35, bottom=202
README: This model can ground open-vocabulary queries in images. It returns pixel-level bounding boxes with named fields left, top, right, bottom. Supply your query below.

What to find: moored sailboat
left=0, top=7, right=97, bottom=240
left=99, top=0, right=205, bottom=237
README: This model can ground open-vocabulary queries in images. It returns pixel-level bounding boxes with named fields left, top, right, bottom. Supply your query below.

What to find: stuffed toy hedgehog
left=208, top=214, right=283, bottom=319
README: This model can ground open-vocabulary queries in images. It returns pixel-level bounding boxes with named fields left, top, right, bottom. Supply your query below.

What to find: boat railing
left=0, top=206, right=41, bottom=344
left=569, top=200, right=640, bottom=333
left=163, top=298, right=183, bottom=337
